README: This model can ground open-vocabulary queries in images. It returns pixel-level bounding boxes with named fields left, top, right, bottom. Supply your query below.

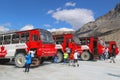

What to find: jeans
left=110, top=56, right=115, bottom=63
left=64, top=58, right=67, bottom=63
left=25, top=64, right=30, bottom=72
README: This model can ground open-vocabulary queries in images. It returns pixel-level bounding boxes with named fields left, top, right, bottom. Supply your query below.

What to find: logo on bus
left=0, top=46, right=7, bottom=57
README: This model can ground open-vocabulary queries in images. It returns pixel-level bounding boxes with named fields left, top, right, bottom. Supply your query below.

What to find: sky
left=0, top=0, right=119, bottom=32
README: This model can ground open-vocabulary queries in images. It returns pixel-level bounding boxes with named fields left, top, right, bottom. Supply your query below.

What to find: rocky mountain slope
left=75, top=3, right=120, bottom=49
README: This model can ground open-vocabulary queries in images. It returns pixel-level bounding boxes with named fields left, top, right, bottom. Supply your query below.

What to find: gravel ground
left=0, top=57, right=120, bottom=80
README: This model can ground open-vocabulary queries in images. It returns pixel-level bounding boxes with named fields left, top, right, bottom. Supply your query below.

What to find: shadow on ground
left=107, top=73, right=120, bottom=78
left=30, top=61, right=52, bottom=68
left=0, top=61, right=52, bottom=69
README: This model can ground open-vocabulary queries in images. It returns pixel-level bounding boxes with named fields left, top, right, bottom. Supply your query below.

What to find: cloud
left=56, top=7, right=62, bottom=11
left=0, top=23, right=11, bottom=32
left=54, top=20, right=59, bottom=24
left=47, top=27, right=74, bottom=32
left=43, top=24, right=51, bottom=27
left=20, top=25, right=34, bottom=31
left=47, top=10, right=54, bottom=14
left=0, top=25, right=9, bottom=32
left=2, top=23, right=11, bottom=27
left=65, top=2, right=76, bottom=7
left=52, top=8, right=95, bottom=29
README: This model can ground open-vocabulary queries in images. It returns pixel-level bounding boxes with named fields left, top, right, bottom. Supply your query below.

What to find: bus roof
left=0, top=28, right=49, bottom=35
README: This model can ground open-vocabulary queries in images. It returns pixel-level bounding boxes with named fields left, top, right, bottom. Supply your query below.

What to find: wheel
left=15, top=53, right=25, bottom=68
left=31, top=58, right=41, bottom=67
left=81, top=51, right=91, bottom=61
left=57, top=51, right=63, bottom=62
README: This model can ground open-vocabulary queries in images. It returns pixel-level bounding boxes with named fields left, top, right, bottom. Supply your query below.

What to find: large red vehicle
left=79, top=37, right=119, bottom=60
left=79, top=37, right=102, bottom=60
left=53, top=34, right=82, bottom=62
left=0, top=29, right=57, bottom=67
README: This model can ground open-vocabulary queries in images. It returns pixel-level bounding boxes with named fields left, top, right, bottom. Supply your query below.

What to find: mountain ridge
left=75, top=3, right=120, bottom=49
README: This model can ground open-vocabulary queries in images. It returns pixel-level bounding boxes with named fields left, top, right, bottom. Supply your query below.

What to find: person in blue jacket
left=24, top=51, right=32, bottom=72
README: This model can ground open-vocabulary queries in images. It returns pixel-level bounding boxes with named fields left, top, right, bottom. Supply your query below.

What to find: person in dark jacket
left=24, top=51, right=32, bottom=72
left=109, top=46, right=116, bottom=63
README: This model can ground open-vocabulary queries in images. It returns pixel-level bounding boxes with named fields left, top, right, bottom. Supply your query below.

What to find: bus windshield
left=73, top=36, right=80, bottom=44
left=40, top=29, right=54, bottom=44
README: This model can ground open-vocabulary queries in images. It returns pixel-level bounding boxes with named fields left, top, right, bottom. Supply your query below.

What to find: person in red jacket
left=69, top=52, right=74, bottom=66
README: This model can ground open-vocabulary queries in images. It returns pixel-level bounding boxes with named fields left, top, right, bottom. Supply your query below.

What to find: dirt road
left=0, top=58, right=120, bottom=80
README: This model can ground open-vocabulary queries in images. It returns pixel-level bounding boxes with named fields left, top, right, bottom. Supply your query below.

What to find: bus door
left=93, top=38, right=98, bottom=55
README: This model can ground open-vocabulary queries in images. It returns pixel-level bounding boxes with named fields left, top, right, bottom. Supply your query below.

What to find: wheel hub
left=17, top=57, right=23, bottom=64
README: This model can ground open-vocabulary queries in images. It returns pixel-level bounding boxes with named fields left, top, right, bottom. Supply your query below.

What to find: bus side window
left=12, top=34, right=20, bottom=44
left=21, top=34, right=26, bottom=43
left=4, top=35, right=11, bottom=44
left=55, top=36, right=64, bottom=44
left=0, top=36, right=3, bottom=45
left=87, top=39, right=90, bottom=44
left=32, top=35, right=38, bottom=41
left=26, top=33, right=29, bottom=41
left=21, top=32, right=29, bottom=43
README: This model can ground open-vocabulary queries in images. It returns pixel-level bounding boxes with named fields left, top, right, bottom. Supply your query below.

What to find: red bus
left=79, top=37, right=119, bottom=60
left=79, top=37, right=105, bottom=60
left=53, top=34, right=82, bottom=62
left=0, top=29, right=57, bottom=67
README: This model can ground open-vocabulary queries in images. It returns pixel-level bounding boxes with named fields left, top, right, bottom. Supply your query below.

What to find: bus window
left=4, top=35, right=11, bottom=44
left=87, top=39, right=90, bottom=44
left=12, top=34, right=20, bottom=44
left=21, top=32, right=29, bottom=43
left=0, top=36, right=3, bottom=45
left=40, top=29, right=54, bottom=44
left=26, top=33, right=29, bottom=41
left=79, top=38, right=86, bottom=45
left=32, top=35, right=38, bottom=41
left=55, top=36, right=64, bottom=44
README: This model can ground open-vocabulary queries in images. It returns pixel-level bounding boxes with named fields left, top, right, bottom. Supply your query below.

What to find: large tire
left=57, top=51, right=63, bottom=63
left=31, top=58, right=41, bottom=67
left=15, top=53, right=25, bottom=68
left=81, top=51, right=91, bottom=61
